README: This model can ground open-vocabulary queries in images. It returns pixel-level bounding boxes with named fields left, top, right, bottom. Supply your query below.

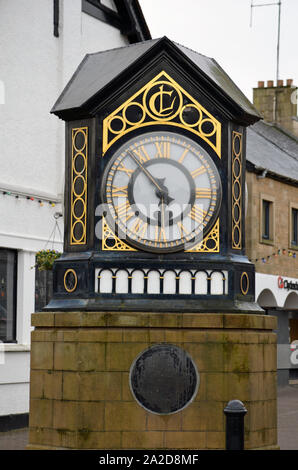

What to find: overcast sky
left=139, top=0, right=298, bottom=103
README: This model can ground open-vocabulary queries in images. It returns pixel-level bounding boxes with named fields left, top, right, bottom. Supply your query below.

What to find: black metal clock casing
left=47, top=37, right=262, bottom=313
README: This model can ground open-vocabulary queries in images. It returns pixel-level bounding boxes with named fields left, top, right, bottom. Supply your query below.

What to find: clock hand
left=127, top=150, right=174, bottom=206
left=126, top=150, right=164, bottom=192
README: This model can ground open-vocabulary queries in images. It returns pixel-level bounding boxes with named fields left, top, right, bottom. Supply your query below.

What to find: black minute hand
left=127, top=150, right=174, bottom=206
left=127, top=150, right=163, bottom=192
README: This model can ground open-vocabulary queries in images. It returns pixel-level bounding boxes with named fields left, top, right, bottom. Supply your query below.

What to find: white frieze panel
left=95, top=268, right=228, bottom=296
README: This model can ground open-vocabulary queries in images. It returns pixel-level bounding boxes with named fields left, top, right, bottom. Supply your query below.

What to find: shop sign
left=278, top=276, right=298, bottom=291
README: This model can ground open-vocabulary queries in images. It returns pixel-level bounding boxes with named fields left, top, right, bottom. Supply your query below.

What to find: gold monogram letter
left=149, top=85, right=177, bottom=117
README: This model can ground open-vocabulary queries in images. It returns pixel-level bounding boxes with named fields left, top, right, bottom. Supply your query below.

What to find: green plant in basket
left=35, top=249, right=61, bottom=271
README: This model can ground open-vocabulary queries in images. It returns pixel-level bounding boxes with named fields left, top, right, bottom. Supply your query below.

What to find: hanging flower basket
left=35, top=249, right=61, bottom=271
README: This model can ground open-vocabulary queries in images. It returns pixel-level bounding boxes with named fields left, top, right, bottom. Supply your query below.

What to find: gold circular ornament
left=240, top=272, right=249, bottom=295
left=64, top=269, right=78, bottom=293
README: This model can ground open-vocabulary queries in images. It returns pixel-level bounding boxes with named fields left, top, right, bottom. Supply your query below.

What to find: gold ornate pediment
left=102, top=71, right=221, bottom=158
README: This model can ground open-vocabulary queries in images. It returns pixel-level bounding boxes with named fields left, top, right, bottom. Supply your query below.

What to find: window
left=82, top=0, right=122, bottom=29
left=35, top=269, right=53, bottom=312
left=262, top=200, right=273, bottom=241
left=81, top=0, right=151, bottom=44
left=291, top=208, right=298, bottom=247
left=0, top=249, right=17, bottom=342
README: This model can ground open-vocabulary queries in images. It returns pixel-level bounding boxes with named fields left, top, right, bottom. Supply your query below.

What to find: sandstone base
left=27, top=312, right=278, bottom=450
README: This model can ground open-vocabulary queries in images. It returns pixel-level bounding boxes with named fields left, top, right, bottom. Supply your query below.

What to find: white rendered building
left=0, top=0, right=150, bottom=428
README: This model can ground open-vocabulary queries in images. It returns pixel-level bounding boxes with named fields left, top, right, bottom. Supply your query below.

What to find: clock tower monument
left=28, top=38, right=278, bottom=450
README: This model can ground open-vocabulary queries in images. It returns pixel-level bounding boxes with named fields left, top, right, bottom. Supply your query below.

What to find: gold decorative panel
left=186, top=218, right=219, bottom=252
left=70, top=127, right=88, bottom=245
left=102, top=217, right=136, bottom=251
left=231, top=131, right=242, bottom=250
left=102, top=71, right=221, bottom=158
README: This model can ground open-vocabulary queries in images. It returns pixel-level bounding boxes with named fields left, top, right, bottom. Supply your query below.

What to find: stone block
left=31, top=342, right=54, bottom=370
left=182, top=401, right=224, bottom=432
left=43, top=371, right=62, bottom=400
left=106, top=342, right=148, bottom=371
left=54, top=342, right=77, bottom=371
left=195, top=371, right=206, bottom=401
left=123, top=329, right=149, bottom=342
left=264, top=344, right=277, bottom=371
left=29, top=427, right=62, bottom=448
left=29, top=399, right=53, bottom=428
left=53, top=401, right=79, bottom=431
left=182, top=314, right=223, bottom=329
left=31, top=313, right=55, bottom=327
left=30, top=370, right=44, bottom=398
left=63, top=371, right=122, bottom=401
left=206, top=431, right=225, bottom=449
left=122, top=431, right=164, bottom=449
left=149, top=313, right=182, bottom=328
left=54, top=312, right=82, bottom=327
left=147, top=411, right=182, bottom=431
left=80, top=401, right=105, bottom=431
left=186, top=342, right=224, bottom=372
left=76, top=431, right=121, bottom=449
left=107, top=312, right=149, bottom=328
left=164, top=329, right=183, bottom=343
left=121, top=372, right=134, bottom=401
left=164, top=431, right=206, bottom=449
left=105, top=402, right=147, bottom=431
left=77, top=342, right=106, bottom=371
left=63, top=372, right=81, bottom=400
left=149, top=329, right=165, bottom=343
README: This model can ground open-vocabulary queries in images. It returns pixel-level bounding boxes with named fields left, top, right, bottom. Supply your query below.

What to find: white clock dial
left=101, top=131, right=221, bottom=253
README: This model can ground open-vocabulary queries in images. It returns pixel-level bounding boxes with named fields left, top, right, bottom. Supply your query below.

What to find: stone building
left=246, top=80, right=298, bottom=385
left=0, top=0, right=150, bottom=429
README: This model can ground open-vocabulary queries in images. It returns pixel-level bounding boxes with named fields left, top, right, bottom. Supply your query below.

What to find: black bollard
left=224, top=399, right=247, bottom=450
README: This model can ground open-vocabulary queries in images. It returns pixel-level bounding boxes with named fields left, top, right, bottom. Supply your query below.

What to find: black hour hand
left=154, top=178, right=174, bottom=206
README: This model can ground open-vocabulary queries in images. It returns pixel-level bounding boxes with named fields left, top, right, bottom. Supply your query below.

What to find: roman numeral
left=189, top=205, right=207, bottom=224
left=155, top=225, right=167, bottom=243
left=177, top=222, right=189, bottom=238
left=178, top=148, right=189, bottom=164
left=111, top=185, right=128, bottom=197
left=131, top=218, right=148, bottom=238
left=116, top=201, right=134, bottom=222
left=191, top=166, right=206, bottom=179
left=118, top=162, right=134, bottom=177
left=155, top=141, right=171, bottom=159
left=195, top=188, right=212, bottom=199
left=133, top=146, right=150, bottom=163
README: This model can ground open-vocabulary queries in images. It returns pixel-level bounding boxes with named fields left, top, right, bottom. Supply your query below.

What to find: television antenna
left=250, top=1, right=282, bottom=84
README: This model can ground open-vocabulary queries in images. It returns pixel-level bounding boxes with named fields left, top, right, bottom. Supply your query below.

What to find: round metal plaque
left=129, top=344, right=199, bottom=415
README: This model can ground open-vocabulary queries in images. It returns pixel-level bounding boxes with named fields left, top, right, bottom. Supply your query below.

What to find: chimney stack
left=253, top=79, right=298, bottom=136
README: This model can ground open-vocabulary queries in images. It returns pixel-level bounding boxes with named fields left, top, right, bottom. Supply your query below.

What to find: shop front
left=256, top=273, right=298, bottom=385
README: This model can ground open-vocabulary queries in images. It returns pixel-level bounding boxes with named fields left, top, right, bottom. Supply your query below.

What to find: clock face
left=101, top=131, right=222, bottom=253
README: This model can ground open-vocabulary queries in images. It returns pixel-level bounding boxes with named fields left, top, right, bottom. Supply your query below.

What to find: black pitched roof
left=174, top=42, right=259, bottom=119
left=51, top=36, right=261, bottom=124
left=51, top=38, right=160, bottom=115
left=247, top=121, right=298, bottom=184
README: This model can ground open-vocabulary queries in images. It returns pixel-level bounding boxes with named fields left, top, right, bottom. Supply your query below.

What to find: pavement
left=0, top=385, right=297, bottom=451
